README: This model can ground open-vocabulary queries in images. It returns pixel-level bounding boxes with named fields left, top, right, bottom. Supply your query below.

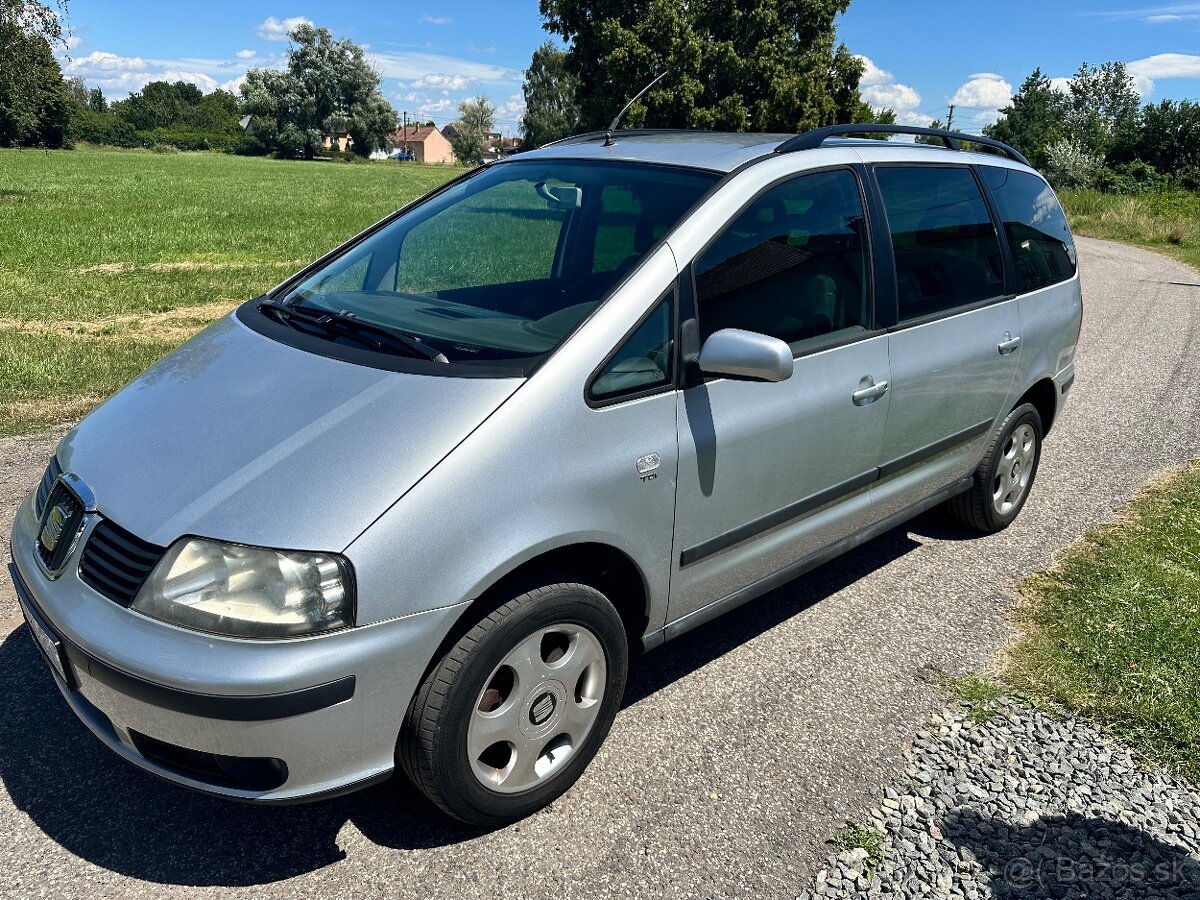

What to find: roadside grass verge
left=1060, top=189, right=1200, bottom=272
left=1001, top=462, right=1200, bottom=783
left=0, top=147, right=456, bottom=434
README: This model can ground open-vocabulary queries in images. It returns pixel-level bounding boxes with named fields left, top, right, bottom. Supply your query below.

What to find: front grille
left=36, top=481, right=85, bottom=573
left=79, top=519, right=165, bottom=606
left=33, top=457, right=61, bottom=518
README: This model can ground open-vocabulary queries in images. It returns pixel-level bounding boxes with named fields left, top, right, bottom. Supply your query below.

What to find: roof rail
left=775, top=124, right=1030, bottom=166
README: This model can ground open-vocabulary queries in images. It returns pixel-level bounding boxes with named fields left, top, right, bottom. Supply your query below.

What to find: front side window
left=694, top=169, right=871, bottom=355
left=588, top=296, right=674, bottom=402
left=981, top=166, right=1077, bottom=294
left=269, top=161, right=717, bottom=370
left=876, top=166, right=1005, bottom=321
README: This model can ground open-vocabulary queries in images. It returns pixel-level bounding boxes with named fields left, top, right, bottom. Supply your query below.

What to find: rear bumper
left=10, top=492, right=467, bottom=803
left=1055, top=362, right=1075, bottom=398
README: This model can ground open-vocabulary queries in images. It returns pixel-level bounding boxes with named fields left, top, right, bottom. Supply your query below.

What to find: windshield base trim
left=235, top=300, right=532, bottom=379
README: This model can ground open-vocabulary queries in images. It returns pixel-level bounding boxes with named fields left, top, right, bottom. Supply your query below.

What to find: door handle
left=998, top=333, right=1022, bottom=355
left=852, top=379, right=889, bottom=406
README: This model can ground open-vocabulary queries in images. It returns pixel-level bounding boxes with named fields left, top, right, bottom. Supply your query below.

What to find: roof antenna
left=604, top=71, right=668, bottom=146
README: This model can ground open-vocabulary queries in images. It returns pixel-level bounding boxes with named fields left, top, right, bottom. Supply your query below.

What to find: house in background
left=322, top=131, right=352, bottom=152
left=388, top=124, right=455, bottom=164
left=482, top=135, right=522, bottom=161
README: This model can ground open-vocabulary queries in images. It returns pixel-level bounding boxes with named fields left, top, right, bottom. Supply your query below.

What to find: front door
left=668, top=168, right=890, bottom=627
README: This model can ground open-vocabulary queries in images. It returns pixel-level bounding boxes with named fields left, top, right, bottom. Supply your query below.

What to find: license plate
left=21, top=601, right=73, bottom=691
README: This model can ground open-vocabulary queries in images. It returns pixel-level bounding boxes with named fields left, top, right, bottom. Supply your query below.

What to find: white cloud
left=255, top=15, right=312, bottom=41
left=67, top=50, right=147, bottom=72
left=495, top=92, right=526, bottom=125
left=410, top=73, right=471, bottom=90
left=235, top=49, right=256, bottom=60
left=1047, top=54, right=1200, bottom=100
left=1143, top=12, right=1200, bottom=22
left=895, top=110, right=936, bottom=127
left=948, top=73, right=1013, bottom=124
left=421, top=14, right=452, bottom=25
left=856, top=55, right=894, bottom=88
left=416, top=98, right=455, bottom=117
left=861, top=82, right=921, bottom=112
left=854, top=55, right=923, bottom=119
left=368, top=49, right=520, bottom=85
left=63, top=49, right=267, bottom=97
left=1127, top=52, right=1200, bottom=96
left=65, top=35, right=83, bottom=50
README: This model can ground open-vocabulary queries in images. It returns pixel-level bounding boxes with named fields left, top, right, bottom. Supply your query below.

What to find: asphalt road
left=1, top=237, right=1197, bottom=900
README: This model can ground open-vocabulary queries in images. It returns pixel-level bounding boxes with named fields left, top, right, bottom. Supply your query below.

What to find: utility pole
left=402, top=111, right=409, bottom=153
left=946, top=104, right=955, bottom=131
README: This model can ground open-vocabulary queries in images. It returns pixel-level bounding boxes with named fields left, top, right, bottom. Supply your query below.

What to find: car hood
left=56, top=315, right=522, bottom=551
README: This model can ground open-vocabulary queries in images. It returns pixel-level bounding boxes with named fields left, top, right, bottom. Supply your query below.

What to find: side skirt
left=644, top=475, right=973, bottom=649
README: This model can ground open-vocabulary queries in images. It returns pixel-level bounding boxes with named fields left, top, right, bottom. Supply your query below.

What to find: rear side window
left=981, top=166, right=1077, bottom=293
left=876, top=166, right=1005, bottom=322
left=694, top=169, right=871, bottom=355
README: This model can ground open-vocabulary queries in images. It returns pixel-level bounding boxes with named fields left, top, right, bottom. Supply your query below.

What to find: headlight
left=132, top=537, right=354, bottom=638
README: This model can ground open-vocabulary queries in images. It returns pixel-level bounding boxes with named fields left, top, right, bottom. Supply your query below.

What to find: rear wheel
left=399, top=582, right=628, bottom=827
left=945, top=403, right=1043, bottom=533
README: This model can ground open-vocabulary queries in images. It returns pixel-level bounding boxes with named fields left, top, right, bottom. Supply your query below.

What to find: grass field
left=1004, top=464, right=1200, bottom=783
left=0, top=147, right=456, bottom=434
left=1061, top=189, right=1200, bottom=272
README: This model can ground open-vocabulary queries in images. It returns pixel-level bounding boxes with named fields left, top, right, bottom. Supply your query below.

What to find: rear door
left=667, top=167, right=890, bottom=627
left=869, top=164, right=1022, bottom=518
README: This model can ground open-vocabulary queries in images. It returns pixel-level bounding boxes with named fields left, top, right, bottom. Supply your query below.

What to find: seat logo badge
left=530, top=692, right=556, bottom=726
left=39, top=504, right=69, bottom=553
left=636, top=453, right=661, bottom=483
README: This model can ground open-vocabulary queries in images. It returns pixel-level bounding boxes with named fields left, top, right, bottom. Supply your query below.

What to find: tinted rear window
left=876, top=166, right=1005, bottom=322
left=982, top=166, right=1077, bottom=293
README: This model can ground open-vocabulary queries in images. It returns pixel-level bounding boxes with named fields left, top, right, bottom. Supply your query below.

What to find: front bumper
left=10, top=493, right=467, bottom=803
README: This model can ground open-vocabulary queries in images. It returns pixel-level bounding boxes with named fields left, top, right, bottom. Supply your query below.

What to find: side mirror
left=697, top=328, right=794, bottom=383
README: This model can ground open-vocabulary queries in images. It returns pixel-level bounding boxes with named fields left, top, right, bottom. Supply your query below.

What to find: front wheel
left=399, top=582, right=628, bottom=827
left=945, top=403, right=1043, bottom=533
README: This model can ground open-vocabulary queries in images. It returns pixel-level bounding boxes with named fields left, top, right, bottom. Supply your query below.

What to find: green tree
left=984, top=68, right=1068, bottom=169
left=112, top=80, right=204, bottom=131
left=520, top=41, right=580, bottom=148
left=241, top=23, right=397, bottom=158
left=850, top=102, right=895, bottom=138
left=1065, top=60, right=1140, bottom=160
left=538, top=0, right=865, bottom=133
left=449, top=95, right=496, bottom=165
left=1123, top=99, right=1200, bottom=187
left=0, top=0, right=70, bottom=147
left=914, top=117, right=944, bottom=144
left=193, top=89, right=240, bottom=132
left=64, top=75, right=87, bottom=110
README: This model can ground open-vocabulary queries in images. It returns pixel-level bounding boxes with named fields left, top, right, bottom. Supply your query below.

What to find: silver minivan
left=10, top=125, right=1081, bottom=826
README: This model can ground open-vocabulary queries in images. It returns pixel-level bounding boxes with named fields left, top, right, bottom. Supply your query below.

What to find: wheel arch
left=421, top=542, right=653, bottom=687
left=1015, top=377, right=1059, bottom=436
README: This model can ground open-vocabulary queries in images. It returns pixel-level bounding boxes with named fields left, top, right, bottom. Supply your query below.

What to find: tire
left=399, top=582, right=629, bottom=827
left=944, top=403, right=1043, bottom=533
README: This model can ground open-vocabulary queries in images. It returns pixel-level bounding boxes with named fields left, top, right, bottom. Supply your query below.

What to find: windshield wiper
left=257, top=299, right=448, bottom=363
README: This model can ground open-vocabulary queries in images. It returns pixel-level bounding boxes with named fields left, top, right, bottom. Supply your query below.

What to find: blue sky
left=58, top=1, right=1200, bottom=135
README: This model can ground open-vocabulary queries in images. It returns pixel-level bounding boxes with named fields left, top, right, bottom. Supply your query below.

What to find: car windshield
left=276, top=159, right=718, bottom=367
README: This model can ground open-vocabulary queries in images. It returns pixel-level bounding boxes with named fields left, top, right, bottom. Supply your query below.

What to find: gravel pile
left=803, top=697, right=1200, bottom=899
